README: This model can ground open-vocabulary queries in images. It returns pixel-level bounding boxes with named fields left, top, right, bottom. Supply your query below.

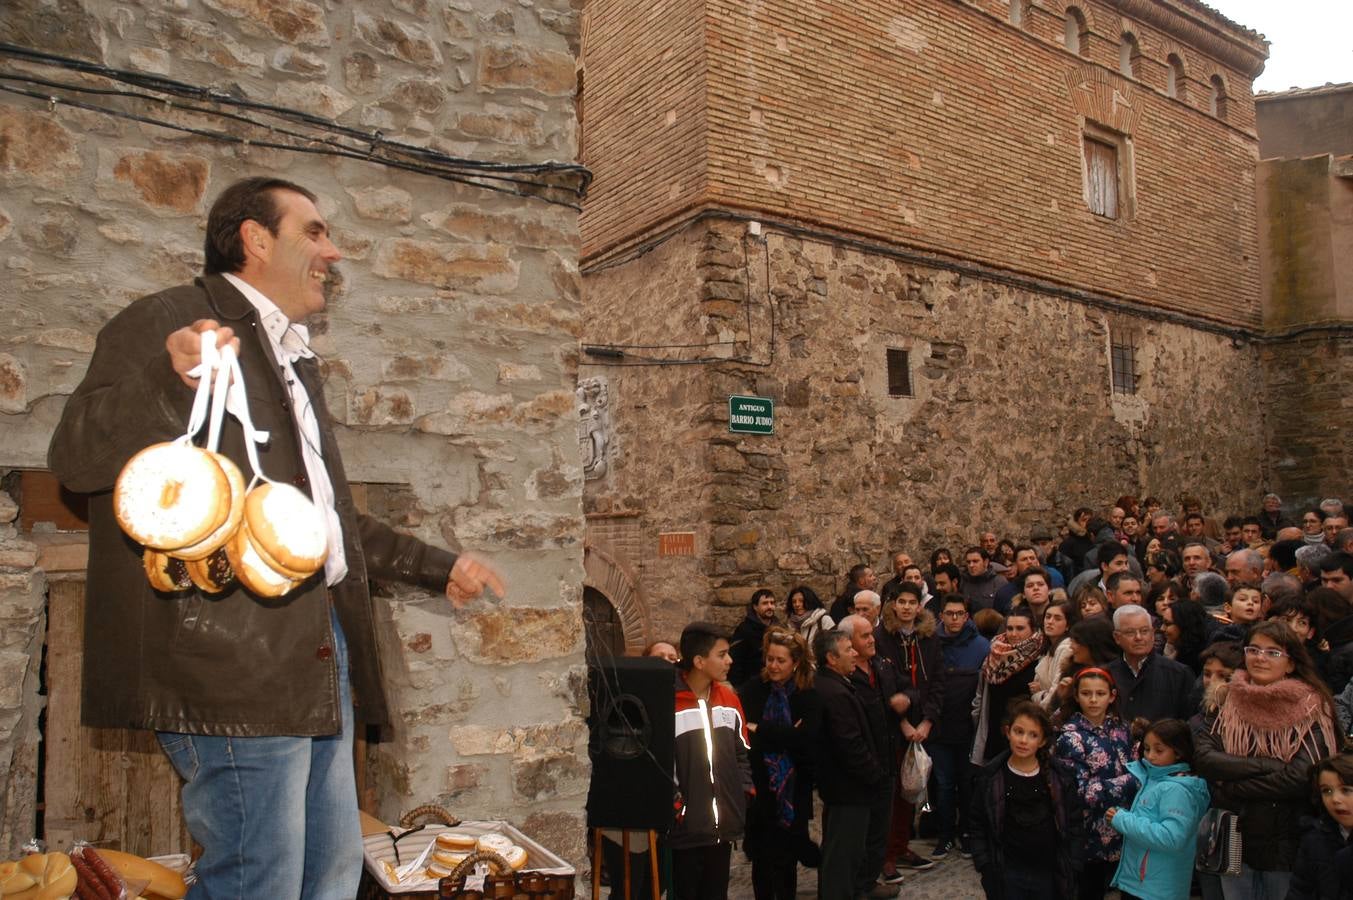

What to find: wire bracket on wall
left=0, top=42, right=592, bottom=210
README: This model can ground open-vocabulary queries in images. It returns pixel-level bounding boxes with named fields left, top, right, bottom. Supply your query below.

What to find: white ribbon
left=178, top=331, right=272, bottom=482
left=223, top=347, right=274, bottom=487
left=180, top=329, right=220, bottom=445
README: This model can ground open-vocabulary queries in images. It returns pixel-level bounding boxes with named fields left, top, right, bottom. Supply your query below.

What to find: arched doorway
left=582, top=539, right=651, bottom=659
left=583, top=586, right=625, bottom=660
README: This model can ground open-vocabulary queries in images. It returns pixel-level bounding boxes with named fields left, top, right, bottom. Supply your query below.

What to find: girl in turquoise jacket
left=1107, top=719, right=1211, bottom=900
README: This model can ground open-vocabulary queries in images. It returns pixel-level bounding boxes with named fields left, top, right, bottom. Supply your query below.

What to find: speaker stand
left=590, top=827, right=661, bottom=900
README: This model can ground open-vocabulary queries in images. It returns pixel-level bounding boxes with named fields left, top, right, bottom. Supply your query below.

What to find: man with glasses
left=928, top=595, right=988, bottom=859
left=1325, top=513, right=1350, bottom=549
left=1107, top=604, right=1193, bottom=723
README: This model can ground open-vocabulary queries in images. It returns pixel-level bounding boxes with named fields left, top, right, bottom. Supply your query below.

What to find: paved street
left=727, top=835, right=985, bottom=898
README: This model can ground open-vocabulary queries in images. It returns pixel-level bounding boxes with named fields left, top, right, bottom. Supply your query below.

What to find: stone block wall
left=0, top=0, right=586, bottom=864
left=582, top=218, right=1269, bottom=627
left=1260, top=334, right=1353, bottom=506
left=0, top=493, right=45, bottom=854
left=1255, top=153, right=1353, bottom=503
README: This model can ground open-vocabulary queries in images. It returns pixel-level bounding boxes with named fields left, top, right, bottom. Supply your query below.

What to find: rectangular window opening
left=1110, top=335, right=1138, bottom=394
left=1085, top=136, right=1119, bottom=219
left=886, top=348, right=913, bottom=397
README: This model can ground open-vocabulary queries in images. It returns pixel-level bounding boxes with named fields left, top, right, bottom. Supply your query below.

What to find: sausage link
left=70, top=850, right=113, bottom=900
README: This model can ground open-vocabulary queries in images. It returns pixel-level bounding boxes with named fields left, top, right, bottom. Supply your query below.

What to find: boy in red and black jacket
left=671, top=621, right=754, bottom=900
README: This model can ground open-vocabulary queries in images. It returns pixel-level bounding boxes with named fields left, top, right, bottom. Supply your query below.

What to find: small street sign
left=658, top=532, right=696, bottom=557
left=729, top=395, right=774, bottom=435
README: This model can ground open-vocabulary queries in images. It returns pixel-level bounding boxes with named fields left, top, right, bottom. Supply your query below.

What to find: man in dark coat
left=873, top=583, right=943, bottom=873
left=1107, top=605, right=1194, bottom=723
left=48, top=177, right=504, bottom=899
left=841, top=615, right=906, bottom=896
left=729, top=588, right=778, bottom=686
left=959, top=547, right=1007, bottom=613
left=929, top=594, right=989, bottom=857
left=814, top=627, right=895, bottom=900
left=831, top=563, right=878, bottom=623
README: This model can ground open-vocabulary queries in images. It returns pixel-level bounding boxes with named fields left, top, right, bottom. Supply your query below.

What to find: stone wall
left=580, top=220, right=726, bottom=639
left=583, top=218, right=1269, bottom=628
left=0, top=0, right=586, bottom=864
left=0, top=493, right=44, bottom=853
left=1255, top=152, right=1353, bottom=504
left=1260, top=334, right=1353, bottom=506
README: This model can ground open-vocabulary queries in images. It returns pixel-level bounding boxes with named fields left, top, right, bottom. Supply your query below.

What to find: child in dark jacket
left=671, top=622, right=753, bottom=900
left=1289, top=753, right=1353, bottom=900
left=968, top=700, right=1081, bottom=900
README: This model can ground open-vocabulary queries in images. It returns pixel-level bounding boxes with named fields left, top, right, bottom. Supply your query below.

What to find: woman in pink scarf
left=1194, top=620, right=1339, bottom=900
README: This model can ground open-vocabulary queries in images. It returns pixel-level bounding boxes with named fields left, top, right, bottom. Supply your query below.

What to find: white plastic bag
left=900, top=741, right=932, bottom=804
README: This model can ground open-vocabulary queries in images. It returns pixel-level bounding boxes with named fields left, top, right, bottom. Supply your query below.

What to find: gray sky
left=1206, top=0, right=1351, bottom=92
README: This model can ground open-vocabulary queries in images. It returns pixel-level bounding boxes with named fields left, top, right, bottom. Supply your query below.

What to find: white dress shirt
left=223, top=273, right=348, bottom=585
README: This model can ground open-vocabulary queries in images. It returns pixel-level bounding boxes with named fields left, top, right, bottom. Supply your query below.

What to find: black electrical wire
left=0, top=41, right=591, bottom=208
left=581, top=230, right=776, bottom=367
left=0, top=70, right=574, bottom=195
left=587, top=206, right=1270, bottom=342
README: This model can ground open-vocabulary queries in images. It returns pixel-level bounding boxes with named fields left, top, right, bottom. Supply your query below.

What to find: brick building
left=577, top=0, right=1281, bottom=641
left=0, top=0, right=587, bottom=863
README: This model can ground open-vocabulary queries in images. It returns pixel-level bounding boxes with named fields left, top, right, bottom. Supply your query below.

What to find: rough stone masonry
left=0, top=0, right=588, bottom=864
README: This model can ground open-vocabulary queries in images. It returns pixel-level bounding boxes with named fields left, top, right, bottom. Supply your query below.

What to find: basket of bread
left=0, top=847, right=188, bottom=900
left=114, top=331, right=328, bottom=599
left=357, top=806, right=574, bottom=899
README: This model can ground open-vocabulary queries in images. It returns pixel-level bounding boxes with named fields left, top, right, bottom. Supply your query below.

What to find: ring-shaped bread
left=242, top=482, right=328, bottom=579
left=174, top=452, right=246, bottom=561
left=115, top=442, right=229, bottom=551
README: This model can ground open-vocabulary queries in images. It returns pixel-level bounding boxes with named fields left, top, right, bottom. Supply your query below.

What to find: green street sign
left=729, top=395, right=774, bottom=435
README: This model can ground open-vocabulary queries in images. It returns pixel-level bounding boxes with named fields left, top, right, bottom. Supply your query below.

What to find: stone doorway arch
left=582, top=538, right=651, bottom=657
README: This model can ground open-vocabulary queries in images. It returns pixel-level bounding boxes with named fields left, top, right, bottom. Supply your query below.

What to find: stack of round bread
left=225, top=482, right=328, bottom=598
left=115, top=443, right=326, bottom=599
left=424, top=832, right=528, bottom=880
left=116, top=442, right=245, bottom=595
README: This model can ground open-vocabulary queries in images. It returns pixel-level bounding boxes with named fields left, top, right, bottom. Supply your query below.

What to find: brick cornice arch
left=1064, top=63, right=1143, bottom=133
left=583, top=538, right=651, bottom=655
left=1045, top=0, right=1097, bottom=32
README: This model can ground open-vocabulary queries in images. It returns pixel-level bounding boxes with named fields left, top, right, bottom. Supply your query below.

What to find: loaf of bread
left=0, top=852, right=77, bottom=900
left=92, top=849, right=187, bottom=900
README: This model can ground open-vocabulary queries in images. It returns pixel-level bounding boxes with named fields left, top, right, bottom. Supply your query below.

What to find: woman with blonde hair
left=737, top=628, right=821, bottom=899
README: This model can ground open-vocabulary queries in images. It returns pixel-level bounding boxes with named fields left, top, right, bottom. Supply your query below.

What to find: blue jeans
left=1220, top=864, right=1292, bottom=900
left=928, top=742, right=973, bottom=844
left=157, top=609, right=361, bottom=900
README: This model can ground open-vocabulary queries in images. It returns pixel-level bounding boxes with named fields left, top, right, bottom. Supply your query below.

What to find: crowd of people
left=639, top=493, right=1353, bottom=900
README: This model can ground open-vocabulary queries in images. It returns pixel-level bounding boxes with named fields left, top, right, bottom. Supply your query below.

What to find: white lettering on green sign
left=728, top=395, right=774, bottom=434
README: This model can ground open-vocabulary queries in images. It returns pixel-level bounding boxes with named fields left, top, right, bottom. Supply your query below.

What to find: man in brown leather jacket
left=48, top=177, right=504, bottom=900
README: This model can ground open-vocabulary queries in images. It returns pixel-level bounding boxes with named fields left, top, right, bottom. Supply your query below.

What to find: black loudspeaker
left=586, top=656, right=676, bottom=831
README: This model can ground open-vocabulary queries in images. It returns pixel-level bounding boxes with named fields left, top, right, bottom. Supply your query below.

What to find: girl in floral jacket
left=1053, top=667, right=1138, bottom=900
